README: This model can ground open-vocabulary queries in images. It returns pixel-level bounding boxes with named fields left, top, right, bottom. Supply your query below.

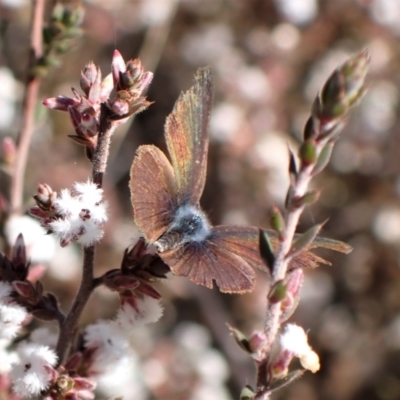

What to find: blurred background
left=1, top=0, right=400, bottom=399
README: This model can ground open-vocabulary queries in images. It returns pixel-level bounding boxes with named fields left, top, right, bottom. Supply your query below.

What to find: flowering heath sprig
left=30, top=181, right=108, bottom=248
left=42, top=50, right=153, bottom=153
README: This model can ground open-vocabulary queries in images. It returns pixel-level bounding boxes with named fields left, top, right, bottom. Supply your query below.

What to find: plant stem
left=55, top=108, right=117, bottom=365
left=9, top=0, right=45, bottom=214
left=92, top=104, right=118, bottom=186
left=255, top=164, right=314, bottom=398
left=55, top=246, right=95, bottom=363
left=264, top=165, right=313, bottom=347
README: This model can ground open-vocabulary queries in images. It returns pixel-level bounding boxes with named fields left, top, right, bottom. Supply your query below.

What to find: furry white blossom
left=114, top=297, right=163, bottom=332
left=83, top=298, right=162, bottom=398
left=0, top=338, right=19, bottom=374
left=49, top=181, right=107, bottom=247
left=0, top=282, right=28, bottom=340
left=10, top=343, right=57, bottom=397
left=84, top=320, right=146, bottom=399
left=280, top=323, right=320, bottom=373
left=85, top=321, right=130, bottom=370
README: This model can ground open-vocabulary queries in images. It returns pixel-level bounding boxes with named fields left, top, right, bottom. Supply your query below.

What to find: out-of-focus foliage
left=1, top=1, right=400, bottom=399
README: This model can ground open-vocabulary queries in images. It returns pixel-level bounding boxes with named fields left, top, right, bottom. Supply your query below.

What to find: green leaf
left=268, top=280, right=287, bottom=304
left=269, top=206, right=285, bottom=238
left=313, top=142, right=334, bottom=176
left=288, top=223, right=324, bottom=258
left=290, top=190, right=320, bottom=209
left=259, top=229, right=276, bottom=273
left=299, top=140, right=317, bottom=166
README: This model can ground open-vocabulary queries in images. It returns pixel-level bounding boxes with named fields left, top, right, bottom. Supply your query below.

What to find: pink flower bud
left=111, top=49, right=126, bottom=86
left=137, top=71, right=153, bottom=93
left=286, top=268, right=303, bottom=300
left=100, top=73, right=113, bottom=101
left=72, top=377, right=96, bottom=391
left=269, top=349, right=293, bottom=380
left=43, top=96, right=79, bottom=111
left=249, top=331, right=267, bottom=355
left=110, top=96, right=129, bottom=116
left=12, top=234, right=27, bottom=267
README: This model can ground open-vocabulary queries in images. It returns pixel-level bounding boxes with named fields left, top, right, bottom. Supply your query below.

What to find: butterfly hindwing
left=160, top=239, right=256, bottom=293
left=212, top=225, right=268, bottom=271
left=213, top=226, right=351, bottom=272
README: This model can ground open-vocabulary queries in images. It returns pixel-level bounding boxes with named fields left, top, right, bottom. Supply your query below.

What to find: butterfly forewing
left=164, top=67, right=214, bottom=205
left=160, top=240, right=256, bottom=293
left=130, top=145, right=177, bottom=242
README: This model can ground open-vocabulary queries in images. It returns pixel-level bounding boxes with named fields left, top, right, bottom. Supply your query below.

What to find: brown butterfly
left=130, top=67, right=350, bottom=293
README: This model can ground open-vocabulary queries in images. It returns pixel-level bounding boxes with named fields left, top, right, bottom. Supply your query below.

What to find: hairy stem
left=55, top=108, right=117, bottom=365
left=254, top=57, right=369, bottom=392
left=264, top=164, right=313, bottom=346
left=9, top=0, right=45, bottom=214
left=255, top=163, right=315, bottom=398
left=55, top=246, right=95, bottom=363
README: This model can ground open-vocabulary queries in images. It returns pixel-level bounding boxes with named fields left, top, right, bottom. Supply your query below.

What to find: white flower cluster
left=280, top=323, right=320, bottom=373
left=84, top=297, right=163, bottom=398
left=49, top=181, right=107, bottom=247
left=0, top=283, right=58, bottom=397
left=9, top=343, right=57, bottom=397
left=0, top=282, right=27, bottom=341
left=0, top=282, right=25, bottom=377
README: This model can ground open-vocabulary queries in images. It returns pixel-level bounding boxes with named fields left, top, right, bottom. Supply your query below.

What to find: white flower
left=113, top=298, right=163, bottom=333
left=73, top=181, right=103, bottom=205
left=0, top=338, right=19, bottom=374
left=84, top=320, right=146, bottom=399
left=85, top=321, right=131, bottom=373
left=49, top=181, right=108, bottom=247
left=10, top=343, right=57, bottom=397
left=0, top=303, right=27, bottom=340
left=94, top=349, right=145, bottom=400
left=280, top=323, right=320, bottom=373
left=0, top=284, right=28, bottom=341
left=299, top=350, right=320, bottom=373
left=83, top=297, right=162, bottom=397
